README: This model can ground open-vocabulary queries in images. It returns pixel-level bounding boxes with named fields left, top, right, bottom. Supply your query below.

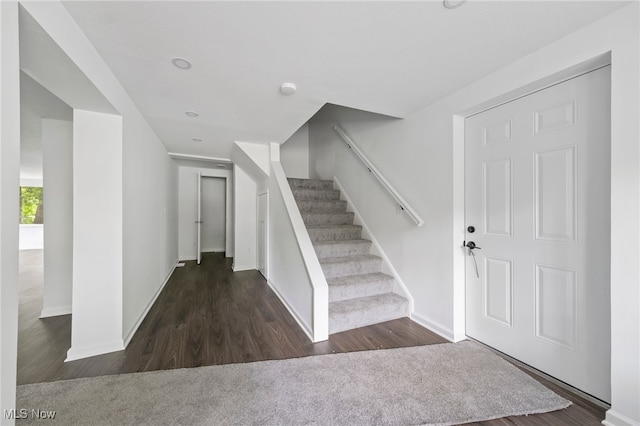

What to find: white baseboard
left=123, top=259, right=179, bottom=347
left=410, top=312, right=455, bottom=342
left=603, top=410, right=640, bottom=426
left=267, top=279, right=313, bottom=341
left=40, top=305, right=72, bottom=318
left=65, top=340, right=125, bottom=362
left=332, top=176, right=415, bottom=312
left=232, top=264, right=256, bottom=272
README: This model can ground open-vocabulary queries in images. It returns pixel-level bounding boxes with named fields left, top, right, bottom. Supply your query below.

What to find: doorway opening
left=198, top=176, right=227, bottom=263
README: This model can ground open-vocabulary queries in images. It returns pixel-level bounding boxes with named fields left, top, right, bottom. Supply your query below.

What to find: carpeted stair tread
left=327, top=272, right=395, bottom=302
left=287, top=178, right=334, bottom=190
left=292, top=188, right=341, bottom=201
left=313, top=239, right=372, bottom=258
left=288, top=177, right=410, bottom=334
left=296, top=199, right=347, bottom=213
left=301, top=211, right=355, bottom=226
left=319, top=254, right=382, bottom=278
left=329, top=293, right=408, bottom=334
left=306, top=224, right=363, bottom=242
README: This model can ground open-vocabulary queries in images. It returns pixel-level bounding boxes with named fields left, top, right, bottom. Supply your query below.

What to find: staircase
left=288, top=178, right=409, bottom=334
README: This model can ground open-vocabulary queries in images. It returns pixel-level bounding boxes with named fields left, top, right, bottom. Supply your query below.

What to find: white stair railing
left=333, top=125, right=424, bottom=227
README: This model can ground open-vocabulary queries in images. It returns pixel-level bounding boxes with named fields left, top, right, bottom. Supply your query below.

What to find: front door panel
left=465, top=66, right=611, bottom=402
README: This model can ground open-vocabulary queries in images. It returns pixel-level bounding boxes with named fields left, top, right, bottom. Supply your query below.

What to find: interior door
left=196, top=172, right=203, bottom=265
left=465, top=66, right=611, bottom=402
left=257, top=192, right=268, bottom=279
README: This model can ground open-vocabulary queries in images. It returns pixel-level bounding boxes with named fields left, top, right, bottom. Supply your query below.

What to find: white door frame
left=257, top=190, right=269, bottom=279
left=197, top=172, right=202, bottom=264
left=199, top=171, right=233, bottom=258
left=451, top=53, right=612, bottom=342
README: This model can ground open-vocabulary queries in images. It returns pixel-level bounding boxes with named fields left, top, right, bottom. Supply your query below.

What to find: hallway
left=17, top=251, right=606, bottom=425
left=17, top=251, right=445, bottom=385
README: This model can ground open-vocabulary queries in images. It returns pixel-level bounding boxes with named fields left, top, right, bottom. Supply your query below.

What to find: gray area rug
left=16, top=341, right=570, bottom=425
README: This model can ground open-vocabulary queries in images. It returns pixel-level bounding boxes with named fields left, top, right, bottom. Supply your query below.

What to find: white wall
left=268, top=163, right=315, bottom=337
left=18, top=225, right=43, bottom=250
left=233, top=165, right=257, bottom=271
left=178, top=165, right=233, bottom=260
left=68, top=109, right=123, bottom=361
left=121, top=115, right=178, bottom=345
left=20, top=1, right=180, bottom=355
left=201, top=177, right=226, bottom=252
left=268, top=142, right=328, bottom=341
left=0, top=2, right=21, bottom=422
left=309, top=4, right=639, bottom=424
left=281, top=123, right=309, bottom=179
left=41, top=119, right=72, bottom=318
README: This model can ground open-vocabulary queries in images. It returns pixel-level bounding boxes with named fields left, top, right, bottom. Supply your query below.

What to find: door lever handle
left=465, top=241, right=481, bottom=278
left=465, top=241, right=481, bottom=250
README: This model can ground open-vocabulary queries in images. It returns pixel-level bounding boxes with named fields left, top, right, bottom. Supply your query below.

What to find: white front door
left=465, top=66, right=611, bottom=402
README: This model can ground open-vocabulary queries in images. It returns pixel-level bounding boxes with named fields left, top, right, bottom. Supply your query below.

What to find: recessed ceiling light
left=172, top=57, right=192, bottom=69
left=443, top=0, right=466, bottom=9
left=192, top=138, right=203, bottom=142
left=216, top=164, right=227, bottom=168
left=280, top=82, right=297, bottom=95
left=185, top=111, right=199, bottom=117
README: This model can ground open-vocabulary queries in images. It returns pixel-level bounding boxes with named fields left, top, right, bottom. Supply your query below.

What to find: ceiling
left=56, top=1, right=627, bottom=161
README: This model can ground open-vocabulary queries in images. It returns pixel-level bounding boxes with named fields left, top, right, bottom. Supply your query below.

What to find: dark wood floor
left=18, top=250, right=606, bottom=425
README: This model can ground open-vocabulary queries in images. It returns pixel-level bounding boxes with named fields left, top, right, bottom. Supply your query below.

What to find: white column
left=66, top=109, right=124, bottom=361
left=233, top=165, right=257, bottom=271
left=0, top=1, right=21, bottom=422
left=41, top=119, right=73, bottom=318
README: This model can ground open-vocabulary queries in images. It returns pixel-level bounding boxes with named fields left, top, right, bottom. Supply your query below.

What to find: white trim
left=232, top=264, right=255, bottom=272
left=463, top=53, right=610, bottom=118
left=39, top=305, right=72, bottom=318
left=65, top=340, right=125, bottom=362
left=333, top=176, right=414, bottom=313
left=603, top=410, right=640, bottom=426
left=256, top=190, right=269, bottom=280
left=410, top=312, right=455, bottom=342
left=122, top=259, right=178, bottom=347
left=198, top=172, right=232, bottom=259
left=452, top=114, right=467, bottom=342
left=168, top=152, right=232, bottom=164
left=267, top=279, right=313, bottom=342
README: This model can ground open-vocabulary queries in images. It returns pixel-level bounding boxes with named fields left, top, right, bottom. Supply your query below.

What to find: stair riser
left=308, top=226, right=362, bottom=242
left=296, top=200, right=347, bottom=213
left=302, top=212, right=354, bottom=226
left=292, top=189, right=340, bottom=201
left=288, top=179, right=334, bottom=190
left=314, top=241, right=371, bottom=259
left=321, top=258, right=381, bottom=279
left=329, top=299, right=409, bottom=334
left=329, top=279, right=394, bottom=302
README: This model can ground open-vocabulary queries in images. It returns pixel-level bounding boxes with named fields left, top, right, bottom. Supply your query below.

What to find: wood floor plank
left=17, top=251, right=606, bottom=425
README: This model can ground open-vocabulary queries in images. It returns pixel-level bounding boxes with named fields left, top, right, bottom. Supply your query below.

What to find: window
left=20, top=187, right=43, bottom=224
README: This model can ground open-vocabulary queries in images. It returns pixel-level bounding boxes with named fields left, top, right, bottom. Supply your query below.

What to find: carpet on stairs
left=288, top=178, right=409, bottom=334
